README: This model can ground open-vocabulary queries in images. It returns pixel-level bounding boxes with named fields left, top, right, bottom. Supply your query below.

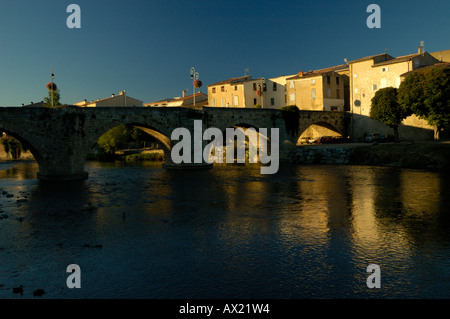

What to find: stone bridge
left=0, top=106, right=344, bottom=180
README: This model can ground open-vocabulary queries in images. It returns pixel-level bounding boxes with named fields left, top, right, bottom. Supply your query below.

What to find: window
left=336, top=77, right=340, bottom=85
left=253, top=98, right=257, bottom=106
left=221, top=86, right=225, bottom=92
left=221, top=97, right=225, bottom=107
left=289, top=81, right=294, bottom=89
left=327, top=76, right=331, bottom=85
left=212, top=98, right=216, bottom=107
left=354, top=74, right=357, bottom=78
left=271, top=98, right=275, bottom=106
left=289, top=93, right=295, bottom=103
left=273, top=82, right=277, bottom=91
left=234, top=95, right=239, bottom=106
left=234, top=86, right=238, bottom=91
left=331, top=106, right=338, bottom=111
left=327, top=88, right=331, bottom=98
left=380, top=78, right=387, bottom=88
left=396, top=77, right=401, bottom=88
left=312, top=89, right=316, bottom=99
left=311, top=79, right=315, bottom=85
left=354, top=88, right=358, bottom=94
left=263, top=83, right=267, bottom=91
left=372, top=84, right=378, bottom=91
left=212, top=87, right=216, bottom=93
left=382, top=67, right=389, bottom=72
left=253, top=83, right=257, bottom=90
left=336, top=89, right=340, bottom=99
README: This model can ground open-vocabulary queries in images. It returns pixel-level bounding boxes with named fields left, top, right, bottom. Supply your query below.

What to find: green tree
left=44, top=89, right=61, bottom=107
left=97, top=125, right=130, bottom=154
left=370, top=87, right=409, bottom=142
left=398, top=66, right=450, bottom=139
left=1, top=137, right=29, bottom=159
left=96, top=125, right=157, bottom=155
left=130, top=127, right=155, bottom=148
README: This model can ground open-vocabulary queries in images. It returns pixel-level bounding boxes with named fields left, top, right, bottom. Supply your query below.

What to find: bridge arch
left=0, top=127, right=43, bottom=166
left=84, top=120, right=173, bottom=156
left=203, top=122, right=272, bottom=164
left=297, top=121, right=343, bottom=143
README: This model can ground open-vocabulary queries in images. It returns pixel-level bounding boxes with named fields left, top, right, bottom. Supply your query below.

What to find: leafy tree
left=370, top=87, right=409, bottom=142
left=1, top=137, right=29, bottom=159
left=44, top=89, right=61, bottom=107
left=130, top=127, right=154, bottom=147
left=97, top=125, right=130, bottom=154
left=398, top=66, right=450, bottom=139
left=96, top=125, right=157, bottom=155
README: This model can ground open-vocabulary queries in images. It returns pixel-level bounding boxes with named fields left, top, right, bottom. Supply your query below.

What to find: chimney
left=418, top=41, right=425, bottom=55
left=298, top=71, right=304, bottom=77
left=182, top=90, right=186, bottom=98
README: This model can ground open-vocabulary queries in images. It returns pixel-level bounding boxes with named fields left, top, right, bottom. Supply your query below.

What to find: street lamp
left=46, top=67, right=57, bottom=107
left=190, top=67, right=201, bottom=107
left=51, top=67, right=54, bottom=107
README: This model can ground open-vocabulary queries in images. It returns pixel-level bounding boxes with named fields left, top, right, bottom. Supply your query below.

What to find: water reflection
left=0, top=160, right=449, bottom=298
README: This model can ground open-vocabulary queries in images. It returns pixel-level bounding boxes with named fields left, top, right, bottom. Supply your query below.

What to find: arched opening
left=0, top=129, right=40, bottom=162
left=87, top=123, right=171, bottom=162
left=204, top=123, right=271, bottom=164
left=0, top=129, right=44, bottom=179
left=297, top=121, right=343, bottom=144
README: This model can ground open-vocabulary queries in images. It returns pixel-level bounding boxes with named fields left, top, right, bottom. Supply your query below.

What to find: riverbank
left=348, top=141, right=450, bottom=170
left=0, top=147, right=34, bottom=161
left=86, top=149, right=164, bottom=162
left=289, top=141, right=450, bottom=170
left=2, top=142, right=449, bottom=171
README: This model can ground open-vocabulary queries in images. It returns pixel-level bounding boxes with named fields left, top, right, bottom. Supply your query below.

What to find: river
left=0, top=161, right=449, bottom=299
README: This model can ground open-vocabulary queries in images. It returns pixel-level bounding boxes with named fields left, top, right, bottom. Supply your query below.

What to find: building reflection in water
left=1, top=160, right=450, bottom=298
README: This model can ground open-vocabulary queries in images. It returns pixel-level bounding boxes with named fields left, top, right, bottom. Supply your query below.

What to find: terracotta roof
left=76, top=92, right=142, bottom=105
left=286, top=64, right=349, bottom=80
left=400, top=62, right=450, bottom=77
left=430, top=50, right=450, bottom=62
left=144, top=98, right=172, bottom=106
left=208, top=75, right=253, bottom=86
left=347, top=53, right=393, bottom=64
left=171, top=92, right=206, bottom=102
left=372, top=53, right=422, bottom=67
left=23, top=101, right=45, bottom=107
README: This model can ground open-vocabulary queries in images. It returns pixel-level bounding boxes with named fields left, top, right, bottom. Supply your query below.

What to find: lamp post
left=51, top=67, right=54, bottom=107
left=46, top=67, right=57, bottom=107
left=190, top=67, right=201, bottom=107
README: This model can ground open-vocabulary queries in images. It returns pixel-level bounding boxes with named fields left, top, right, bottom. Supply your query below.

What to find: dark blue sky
left=0, top=0, right=449, bottom=106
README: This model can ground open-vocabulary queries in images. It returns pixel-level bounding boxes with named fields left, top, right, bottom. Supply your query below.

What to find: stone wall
left=285, top=146, right=354, bottom=164
left=351, top=114, right=434, bottom=142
